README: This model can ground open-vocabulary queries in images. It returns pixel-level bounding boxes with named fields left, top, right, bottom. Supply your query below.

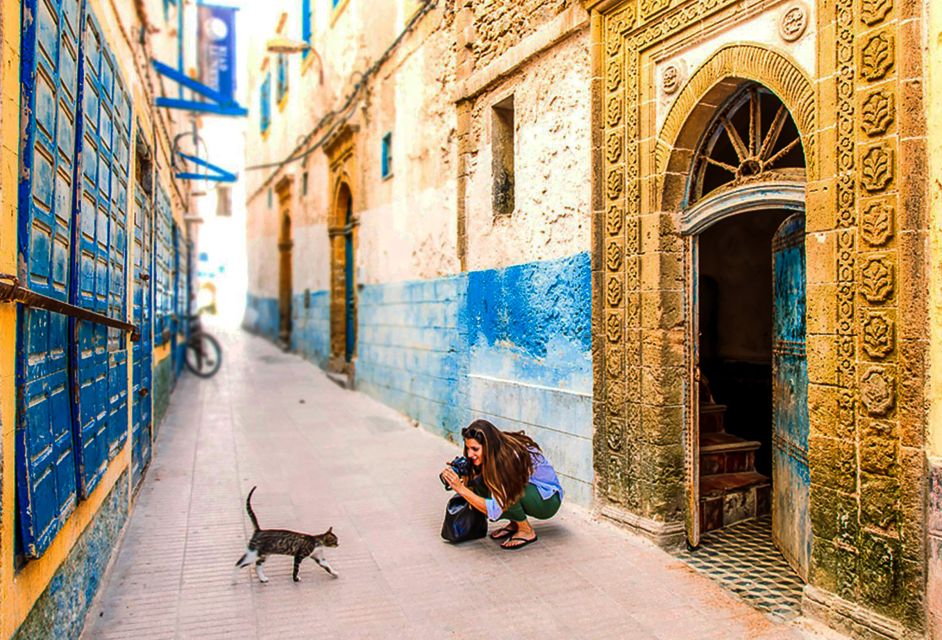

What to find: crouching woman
left=440, top=419, right=563, bottom=549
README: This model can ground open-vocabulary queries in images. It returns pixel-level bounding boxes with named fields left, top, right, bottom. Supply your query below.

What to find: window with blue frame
left=260, top=71, right=271, bottom=136
left=302, top=0, right=312, bottom=59
left=276, top=54, right=289, bottom=108
left=332, top=0, right=341, bottom=8
left=381, top=132, right=393, bottom=179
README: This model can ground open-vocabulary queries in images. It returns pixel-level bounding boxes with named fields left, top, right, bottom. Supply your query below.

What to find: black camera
left=440, top=456, right=472, bottom=490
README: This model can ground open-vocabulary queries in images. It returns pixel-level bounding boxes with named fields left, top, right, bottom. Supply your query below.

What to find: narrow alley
left=83, top=329, right=823, bottom=640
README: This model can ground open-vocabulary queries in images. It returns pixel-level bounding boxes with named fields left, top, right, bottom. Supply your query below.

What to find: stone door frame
left=588, top=0, right=928, bottom=635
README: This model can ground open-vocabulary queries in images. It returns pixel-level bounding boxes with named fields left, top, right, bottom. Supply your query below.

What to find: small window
left=302, top=0, right=313, bottom=59
left=302, top=170, right=309, bottom=196
left=268, top=188, right=273, bottom=209
left=381, top=132, right=393, bottom=179
left=276, top=54, right=289, bottom=110
left=260, top=71, right=272, bottom=136
left=492, top=95, right=515, bottom=216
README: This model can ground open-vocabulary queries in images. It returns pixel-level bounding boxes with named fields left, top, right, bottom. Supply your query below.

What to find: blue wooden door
left=344, top=198, right=355, bottom=362
left=771, top=212, right=811, bottom=581
left=15, top=0, right=82, bottom=557
left=131, top=164, right=154, bottom=489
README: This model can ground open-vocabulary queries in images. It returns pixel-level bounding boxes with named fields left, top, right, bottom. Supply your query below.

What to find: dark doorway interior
left=697, top=210, right=790, bottom=532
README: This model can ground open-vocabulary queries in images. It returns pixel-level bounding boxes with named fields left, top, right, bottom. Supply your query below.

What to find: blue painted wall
left=357, top=277, right=470, bottom=440
left=292, top=291, right=331, bottom=368
left=247, top=253, right=594, bottom=505
left=243, top=294, right=280, bottom=341
left=462, top=253, right=594, bottom=505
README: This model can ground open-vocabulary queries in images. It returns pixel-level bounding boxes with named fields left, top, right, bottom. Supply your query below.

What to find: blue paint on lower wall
left=13, top=472, right=129, bottom=640
left=243, top=294, right=280, bottom=341
left=244, top=253, right=595, bottom=506
left=292, top=290, right=331, bottom=368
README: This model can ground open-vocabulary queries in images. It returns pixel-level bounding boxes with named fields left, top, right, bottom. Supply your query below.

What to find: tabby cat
left=234, top=486, right=339, bottom=583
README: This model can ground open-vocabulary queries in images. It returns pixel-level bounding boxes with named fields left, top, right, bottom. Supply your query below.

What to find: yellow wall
left=0, top=0, right=191, bottom=634
left=930, top=0, right=942, bottom=458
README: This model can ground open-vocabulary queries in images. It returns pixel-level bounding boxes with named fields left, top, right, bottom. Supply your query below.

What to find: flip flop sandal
left=501, top=535, right=538, bottom=550
left=489, top=523, right=518, bottom=541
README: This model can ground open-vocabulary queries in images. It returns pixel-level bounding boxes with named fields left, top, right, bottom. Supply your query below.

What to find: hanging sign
left=197, top=4, right=238, bottom=103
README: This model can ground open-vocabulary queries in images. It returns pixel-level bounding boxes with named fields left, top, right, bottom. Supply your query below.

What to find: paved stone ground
left=81, top=329, right=841, bottom=640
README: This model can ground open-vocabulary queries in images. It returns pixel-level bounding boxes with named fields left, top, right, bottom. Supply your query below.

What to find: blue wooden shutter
left=131, top=151, right=154, bottom=488
left=16, top=0, right=83, bottom=557
left=70, top=12, right=132, bottom=497
left=260, top=73, right=271, bottom=134
left=153, top=185, right=173, bottom=346
left=301, top=0, right=312, bottom=58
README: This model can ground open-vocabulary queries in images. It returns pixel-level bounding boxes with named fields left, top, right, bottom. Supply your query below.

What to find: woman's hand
left=441, top=467, right=466, bottom=493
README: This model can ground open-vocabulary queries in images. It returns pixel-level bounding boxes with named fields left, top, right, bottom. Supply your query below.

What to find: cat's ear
left=327, top=527, right=333, bottom=534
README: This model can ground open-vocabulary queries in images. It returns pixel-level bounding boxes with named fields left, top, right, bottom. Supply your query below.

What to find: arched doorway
left=329, top=182, right=357, bottom=377
left=277, top=188, right=293, bottom=349
left=680, top=83, right=810, bottom=581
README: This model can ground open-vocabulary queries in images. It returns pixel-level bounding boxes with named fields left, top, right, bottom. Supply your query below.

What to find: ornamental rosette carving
left=860, top=32, right=895, bottom=81
left=860, top=256, right=894, bottom=302
left=606, top=97, right=622, bottom=127
left=606, top=312, right=622, bottom=343
left=606, top=241, right=623, bottom=272
left=607, top=59, right=623, bottom=92
left=606, top=347, right=623, bottom=378
left=859, top=0, right=892, bottom=26
left=607, top=132, right=623, bottom=164
left=607, top=276, right=623, bottom=307
left=860, top=368, right=895, bottom=416
left=606, top=416, right=625, bottom=452
left=862, top=312, right=894, bottom=359
left=861, top=91, right=895, bottom=136
left=606, top=206, right=623, bottom=236
left=860, top=201, right=894, bottom=246
left=607, top=167, right=624, bottom=200
left=860, top=146, right=894, bottom=192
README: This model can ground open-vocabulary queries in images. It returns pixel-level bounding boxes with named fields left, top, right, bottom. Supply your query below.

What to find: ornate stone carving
left=607, top=206, right=623, bottom=236
left=662, top=64, right=681, bottom=95
left=860, top=200, right=894, bottom=246
left=606, top=241, right=623, bottom=272
left=862, top=311, right=894, bottom=359
left=607, top=167, right=625, bottom=200
left=859, top=32, right=895, bottom=81
left=780, top=3, right=809, bottom=42
left=607, top=58, right=623, bottom=92
left=640, top=0, right=670, bottom=19
left=607, top=97, right=622, bottom=128
left=860, top=145, right=894, bottom=192
left=606, top=312, right=623, bottom=344
left=606, top=416, right=625, bottom=451
left=861, top=91, right=895, bottom=136
left=860, top=368, right=895, bottom=416
left=859, top=0, right=892, bottom=26
left=606, top=347, right=623, bottom=378
left=838, top=284, right=855, bottom=334
left=607, top=132, right=623, bottom=164
left=607, top=275, right=624, bottom=307
left=860, top=256, right=894, bottom=302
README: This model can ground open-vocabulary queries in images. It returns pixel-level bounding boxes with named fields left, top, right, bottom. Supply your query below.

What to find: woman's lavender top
left=485, top=450, right=564, bottom=521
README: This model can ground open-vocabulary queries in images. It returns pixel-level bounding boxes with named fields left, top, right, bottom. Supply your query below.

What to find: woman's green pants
left=474, top=482, right=561, bottom=522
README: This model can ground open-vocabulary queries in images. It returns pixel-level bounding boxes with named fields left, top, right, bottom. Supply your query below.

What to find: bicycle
left=185, top=312, right=222, bottom=378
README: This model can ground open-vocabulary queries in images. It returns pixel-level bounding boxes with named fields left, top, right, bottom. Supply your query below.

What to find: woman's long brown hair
left=462, top=419, right=541, bottom=509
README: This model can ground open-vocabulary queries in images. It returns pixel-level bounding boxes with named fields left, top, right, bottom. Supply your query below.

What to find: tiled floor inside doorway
left=675, top=516, right=805, bottom=621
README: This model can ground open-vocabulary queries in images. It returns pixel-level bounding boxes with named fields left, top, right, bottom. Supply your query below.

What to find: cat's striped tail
left=246, top=486, right=260, bottom=530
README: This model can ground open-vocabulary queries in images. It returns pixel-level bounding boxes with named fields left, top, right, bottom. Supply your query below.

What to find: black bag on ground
left=441, top=494, right=487, bottom=543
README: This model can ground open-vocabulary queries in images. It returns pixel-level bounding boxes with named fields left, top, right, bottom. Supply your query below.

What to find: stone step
left=699, top=402, right=727, bottom=433
left=699, top=472, right=771, bottom=533
left=700, top=433, right=761, bottom=475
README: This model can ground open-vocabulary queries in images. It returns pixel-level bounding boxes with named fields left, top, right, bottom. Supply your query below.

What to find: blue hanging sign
left=198, top=4, right=238, bottom=103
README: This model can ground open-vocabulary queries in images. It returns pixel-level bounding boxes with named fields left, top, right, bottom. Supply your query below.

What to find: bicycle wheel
left=185, top=331, right=222, bottom=378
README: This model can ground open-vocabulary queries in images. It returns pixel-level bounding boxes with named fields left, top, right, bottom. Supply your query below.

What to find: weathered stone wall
left=12, top=475, right=128, bottom=640
left=464, top=0, right=577, bottom=70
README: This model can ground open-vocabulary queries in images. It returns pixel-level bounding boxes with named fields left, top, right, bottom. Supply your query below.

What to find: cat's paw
left=258, top=576, right=269, bottom=584
left=293, top=576, right=301, bottom=583
left=329, top=571, right=339, bottom=579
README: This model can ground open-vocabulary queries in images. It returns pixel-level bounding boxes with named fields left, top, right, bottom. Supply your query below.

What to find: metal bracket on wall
left=0, top=274, right=140, bottom=341
left=151, top=59, right=248, bottom=116
left=175, top=151, right=237, bottom=182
